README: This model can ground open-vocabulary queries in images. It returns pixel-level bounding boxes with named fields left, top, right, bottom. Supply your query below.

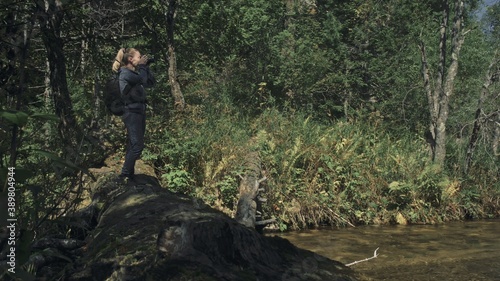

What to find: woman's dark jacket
left=118, top=65, right=155, bottom=108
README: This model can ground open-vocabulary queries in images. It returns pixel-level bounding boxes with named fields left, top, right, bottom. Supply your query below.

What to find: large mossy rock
left=65, top=170, right=360, bottom=281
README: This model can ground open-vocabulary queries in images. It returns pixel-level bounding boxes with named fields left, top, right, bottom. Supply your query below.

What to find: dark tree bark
left=5, top=13, right=32, bottom=167
left=0, top=4, right=35, bottom=188
left=37, top=0, right=80, bottom=148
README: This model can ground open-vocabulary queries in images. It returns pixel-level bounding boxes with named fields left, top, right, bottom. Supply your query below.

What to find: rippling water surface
left=272, top=219, right=500, bottom=281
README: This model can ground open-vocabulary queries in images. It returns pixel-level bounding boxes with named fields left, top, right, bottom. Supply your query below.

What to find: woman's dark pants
left=120, top=108, right=146, bottom=178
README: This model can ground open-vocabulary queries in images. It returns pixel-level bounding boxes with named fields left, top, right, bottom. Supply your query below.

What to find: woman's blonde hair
left=112, top=48, right=138, bottom=72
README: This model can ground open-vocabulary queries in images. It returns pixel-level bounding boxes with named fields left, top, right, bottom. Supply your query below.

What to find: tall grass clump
left=244, top=110, right=497, bottom=229
left=445, top=137, right=500, bottom=220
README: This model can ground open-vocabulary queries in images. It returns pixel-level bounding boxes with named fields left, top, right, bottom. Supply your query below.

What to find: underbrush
left=145, top=105, right=500, bottom=230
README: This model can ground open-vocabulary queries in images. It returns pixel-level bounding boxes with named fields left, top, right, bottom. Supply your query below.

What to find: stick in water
left=345, top=247, right=380, bottom=267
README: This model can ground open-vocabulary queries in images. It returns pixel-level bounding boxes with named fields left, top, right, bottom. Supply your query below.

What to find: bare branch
left=255, top=218, right=276, bottom=225
left=258, top=176, right=267, bottom=184
left=345, top=247, right=380, bottom=267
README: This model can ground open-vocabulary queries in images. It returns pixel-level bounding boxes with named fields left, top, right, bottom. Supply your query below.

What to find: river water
left=272, top=219, right=500, bottom=281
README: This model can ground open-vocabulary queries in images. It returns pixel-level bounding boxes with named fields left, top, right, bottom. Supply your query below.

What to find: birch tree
left=418, top=0, right=468, bottom=166
left=165, top=0, right=185, bottom=110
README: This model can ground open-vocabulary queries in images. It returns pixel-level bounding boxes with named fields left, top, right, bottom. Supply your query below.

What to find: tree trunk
left=166, top=0, right=185, bottom=110
left=3, top=7, right=34, bottom=190
left=419, top=0, right=465, bottom=166
left=494, top=113, right=500, bottom=156
left=418, top=42, right=436, bottom=157
left=26, top=161, right=360, bottom=281
left=464, top=51, right=499, bottom=174
left=37, top=0, right=79, bottom=148
left=10, top=21, right=31, bottom=164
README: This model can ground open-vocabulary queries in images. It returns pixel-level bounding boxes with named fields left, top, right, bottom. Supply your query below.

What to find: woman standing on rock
left=112, top=48, right=156, bottom=183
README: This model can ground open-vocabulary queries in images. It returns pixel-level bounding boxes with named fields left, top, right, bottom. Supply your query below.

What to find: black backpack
left=104, top=73, right=125, bottom=116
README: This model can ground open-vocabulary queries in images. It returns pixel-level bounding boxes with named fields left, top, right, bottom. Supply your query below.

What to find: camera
left=146, top=57, right=155, bottom=65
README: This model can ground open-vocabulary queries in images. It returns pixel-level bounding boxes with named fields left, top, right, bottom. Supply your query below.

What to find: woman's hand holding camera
left=139, top=55, right=149, bottom=65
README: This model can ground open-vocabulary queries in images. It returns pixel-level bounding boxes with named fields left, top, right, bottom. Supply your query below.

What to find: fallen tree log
left=65, top=174, right=359, bottom=280
left=22, top=160, right=361, bottom=281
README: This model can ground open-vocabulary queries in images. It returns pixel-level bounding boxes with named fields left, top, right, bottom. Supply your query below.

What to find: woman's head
left=112, top=48, right=142, bottom=72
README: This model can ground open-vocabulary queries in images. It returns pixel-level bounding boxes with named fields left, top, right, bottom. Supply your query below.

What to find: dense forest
left=1, top=0, right=499, bottom=269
